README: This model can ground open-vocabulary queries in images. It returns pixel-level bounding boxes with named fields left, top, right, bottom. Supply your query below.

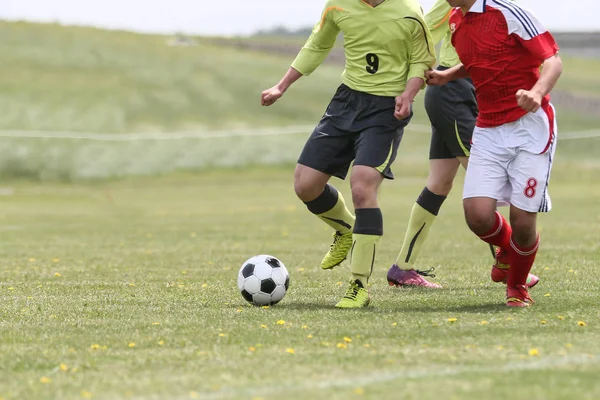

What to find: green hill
left=2, top=21, right=599, bottom=134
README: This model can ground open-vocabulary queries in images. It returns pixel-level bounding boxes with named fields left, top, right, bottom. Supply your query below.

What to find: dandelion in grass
left=8, top=287, right=14, bottom=291
left=276, top=320, right=285, bottom=325
left=529, top=348, right=540, bottom=356
left=391, top=322, right=397, bottom=327
left=54, top=272, right=61, bottom=277
left=544, top=293, right=550, bottom=297
left=540, top=320, right=547, bottom=325
left=566, top=343, right=573, bottom=348
left=128, top=342, right=136, bottom=348
left=201, top=284, right=208, bottom=288
left=307, top=334, right=313, bottom=339
left=90, top=344, right=100, bottom=350
left=29, top=258, right=36, bottom=262
left=52, top=258, right=60, bottom=263
left=40, top=377, right=51, bottom=384
left=578, top=321, right=587, bottom=327
left=363, top=344, right=371, bottom=348
left=285, top=348, right=295, bottom=354
left=218, top=333, right=226, bottom=337
left=354, top=387, right=365, bottom=395
left=302, top=325, right=308, bottom=329
left=189, top=392, right=199, bottom=399
left=479, top=321, right=489, bottom=325
left=337, top=343, right=347, bottom=349
left=248, top=346, right=256, bottom=352
left=447, top=318, right=458, bottom=323
left=59, top=363, right=69, bottom=372
left=557, top=315, right=565, bottom=320
left=81, top=391, right=92, bottom=398
left=158, top=340, right=165, bottom=346
left=344, top=337, right=352, bottom=343
left=260, top=324, right=267, bottom=329
left=152, top=322, right=161, bottom=326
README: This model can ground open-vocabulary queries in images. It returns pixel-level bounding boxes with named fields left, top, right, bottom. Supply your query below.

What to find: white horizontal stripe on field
left=0, top=126, right=597, bottom=141
left=189, top=354, right=598, bottom=400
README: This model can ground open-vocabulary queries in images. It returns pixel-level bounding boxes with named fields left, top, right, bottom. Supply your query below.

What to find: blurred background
left=0, top=0, right=598, bottom=180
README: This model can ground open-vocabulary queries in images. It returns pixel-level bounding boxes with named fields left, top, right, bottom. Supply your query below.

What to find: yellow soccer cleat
left=320, top=231, right=353, bottom=270
left=335, top=279, right=370, bottom=309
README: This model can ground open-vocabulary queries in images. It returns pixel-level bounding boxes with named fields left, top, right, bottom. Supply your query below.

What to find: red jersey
left=449, top=0, right=559, bottom=127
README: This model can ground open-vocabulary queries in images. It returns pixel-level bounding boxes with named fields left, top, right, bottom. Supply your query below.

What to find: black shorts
left=425, top=66, right=478, bottom=159
left=298, top=84, right=410, bottom=180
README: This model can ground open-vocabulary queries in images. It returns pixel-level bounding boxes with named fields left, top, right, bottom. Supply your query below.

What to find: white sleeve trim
left=491, top=0, right=547, bottom=40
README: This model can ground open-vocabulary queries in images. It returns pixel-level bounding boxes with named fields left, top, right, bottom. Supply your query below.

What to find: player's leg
left=387, top=158, right=459, bottom=288
left=501, top=104, right=557, bottom=307
left=504, top=133, right=556, bottom=306
left=335, top=165, right=385, bottom=308
left=336, top=94, right=406, bottom=308
left=294, top=85, right=358, bottom=270
left=388, top=80, right=472, bottom=288
left=462, top=127, right=514, bottom=269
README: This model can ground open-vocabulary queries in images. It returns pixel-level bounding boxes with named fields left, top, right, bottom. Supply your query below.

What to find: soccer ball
left=237, top=255, right=290, bottom=306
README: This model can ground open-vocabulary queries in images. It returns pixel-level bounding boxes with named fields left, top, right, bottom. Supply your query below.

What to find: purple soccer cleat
left=387, top=264, right=443, bottom=289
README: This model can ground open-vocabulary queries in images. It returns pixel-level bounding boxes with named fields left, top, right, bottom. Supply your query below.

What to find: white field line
left=189, top=354, right=598, bottom=400
left=0, top=126, right=597, bottom=141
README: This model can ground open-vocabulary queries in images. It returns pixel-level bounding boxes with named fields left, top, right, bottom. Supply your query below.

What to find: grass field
left=1, top=151, right=599, bottom=399
left=0, top=20, right=599, bottom=400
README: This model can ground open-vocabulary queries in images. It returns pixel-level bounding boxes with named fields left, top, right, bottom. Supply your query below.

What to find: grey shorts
left=298, top=84, right=411, bottom=180
left=425, top=66, right=477, bottom=159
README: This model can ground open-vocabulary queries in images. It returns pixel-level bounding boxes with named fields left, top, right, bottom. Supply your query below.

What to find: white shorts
left=463, top=104, right=557, bottom=213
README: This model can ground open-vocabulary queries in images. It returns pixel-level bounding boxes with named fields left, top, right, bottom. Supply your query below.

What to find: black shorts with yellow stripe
left=298, top=84, right=410, bottom=180
left=425, top=66, right=477, bottom=159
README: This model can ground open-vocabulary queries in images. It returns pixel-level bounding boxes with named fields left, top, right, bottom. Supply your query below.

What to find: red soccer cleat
left=491, top=247, right=540, bottom=288
left=506, top=285, right=533, bottom=307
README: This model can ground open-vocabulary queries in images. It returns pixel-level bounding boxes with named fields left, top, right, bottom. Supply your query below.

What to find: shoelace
left=415, top=267, right=436, bottom=278
left=344, top=284, right=360, bottom=300
left=330, top=234, right=342, bottom=249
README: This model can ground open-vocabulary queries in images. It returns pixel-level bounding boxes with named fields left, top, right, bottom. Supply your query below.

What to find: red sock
left=507, top=235, right=540, bottom=287
left=478, top=211, right=512, bottom=249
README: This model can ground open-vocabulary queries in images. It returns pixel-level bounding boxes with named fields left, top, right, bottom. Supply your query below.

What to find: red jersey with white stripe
left=449, top=0, right=559, bottom=127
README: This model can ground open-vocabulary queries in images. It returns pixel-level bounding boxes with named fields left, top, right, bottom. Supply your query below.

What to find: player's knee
left=293, top=176, right=321, bottom=202
left=427, top=180, right=453, bottom=197
left=510, top=213, right=537, bottom=246
left=351, top=181, right=376, bottom=208
left=463, top=206, right=495, bottom=235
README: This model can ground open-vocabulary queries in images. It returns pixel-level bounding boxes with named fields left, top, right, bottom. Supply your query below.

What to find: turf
left=0, top=152, right=599, bottom=399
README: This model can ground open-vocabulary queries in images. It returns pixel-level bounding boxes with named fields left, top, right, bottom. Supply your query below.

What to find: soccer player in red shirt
left=426, top=0, right=563, bottom=307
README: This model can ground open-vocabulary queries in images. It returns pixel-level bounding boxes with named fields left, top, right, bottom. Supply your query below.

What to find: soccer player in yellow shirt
left=261, top=0, right=435, bottom=308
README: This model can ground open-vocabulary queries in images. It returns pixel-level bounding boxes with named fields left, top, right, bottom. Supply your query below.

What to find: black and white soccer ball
left=237, top=255, right=290, bottom=306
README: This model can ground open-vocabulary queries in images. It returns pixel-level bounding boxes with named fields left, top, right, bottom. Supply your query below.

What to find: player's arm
left=395, top=18, right=436, bottom=119
left=503, top=6, right=561, bottom=112
left=261, top=5, right=340, bottom=107
left=425, top=0, right=453, bottom=46
left=425, top=63, right=468, bottom=86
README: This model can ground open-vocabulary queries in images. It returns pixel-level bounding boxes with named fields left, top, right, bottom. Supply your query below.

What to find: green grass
left=0, top=151, right=599, bottom=399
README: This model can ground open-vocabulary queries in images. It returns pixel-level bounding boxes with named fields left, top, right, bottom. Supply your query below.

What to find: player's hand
left=425, top=70, right=449, bottom=86
left=261, top=85, right=285, bottom=107
left=394, top=94, right=412, bottom=120
left=516, top=89, right=543, bottom=113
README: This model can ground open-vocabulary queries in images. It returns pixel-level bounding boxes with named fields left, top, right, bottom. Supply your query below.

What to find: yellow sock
left=350, top=233, right=381, bottom=284
left=316, top=190, right=355, bottom=234
left=395, top=203, right=437, bottom=269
